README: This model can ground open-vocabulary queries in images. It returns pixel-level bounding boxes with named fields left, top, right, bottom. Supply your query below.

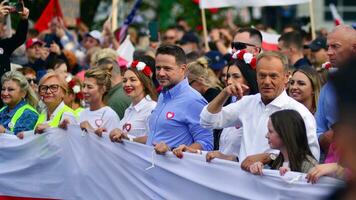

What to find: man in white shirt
left=201, top=51, right=320, bottom=170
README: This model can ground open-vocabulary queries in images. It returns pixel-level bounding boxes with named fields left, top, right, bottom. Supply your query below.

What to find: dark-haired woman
left=109, top=61, right=157, bottom=143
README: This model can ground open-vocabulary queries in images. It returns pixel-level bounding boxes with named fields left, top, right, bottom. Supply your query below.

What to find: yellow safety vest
left=0, top=104, right=39, bottom=132
left=36, top=105, right=76, bottom=128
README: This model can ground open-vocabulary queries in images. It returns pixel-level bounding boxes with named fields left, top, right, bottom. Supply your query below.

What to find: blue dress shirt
left=0, top=100, right=39, bottom=134
left=315, top=82, right=338, bottom=138
left=147, top=79, right=213, bottom=150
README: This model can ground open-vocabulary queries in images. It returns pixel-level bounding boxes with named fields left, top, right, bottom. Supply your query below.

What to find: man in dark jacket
left=0, top=1, right=29, bottom=79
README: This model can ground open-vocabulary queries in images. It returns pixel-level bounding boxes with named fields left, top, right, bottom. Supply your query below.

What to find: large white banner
left=0, top=126, right=342, bottom=199
left=199, top=0, right=310, bottom=9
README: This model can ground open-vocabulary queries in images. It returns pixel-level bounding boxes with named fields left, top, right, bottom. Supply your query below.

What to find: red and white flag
left=261, top=31, right=280, bottom=51
left=199, top=0, right=310, bottom=9
left=329, top=3, right=344, bottom=26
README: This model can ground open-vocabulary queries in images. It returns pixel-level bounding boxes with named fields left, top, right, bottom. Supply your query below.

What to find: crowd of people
left=1, top=2, right=356, bottom=198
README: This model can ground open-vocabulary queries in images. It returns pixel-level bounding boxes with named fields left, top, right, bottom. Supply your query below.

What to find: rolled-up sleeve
left=200, top=101, right=243, bottom=129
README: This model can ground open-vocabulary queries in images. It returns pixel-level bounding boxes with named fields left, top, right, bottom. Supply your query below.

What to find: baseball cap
left=205, top=51, right=228, bottom=70
left=309, top=37, right=327, bottom=52
left=86, top=30, right=104, bottom=45
left=26, top=38, right=44, bottom=49
left=179, top=32, right=200, bottom=45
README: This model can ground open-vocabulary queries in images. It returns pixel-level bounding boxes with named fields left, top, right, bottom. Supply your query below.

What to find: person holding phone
left=0, top=0, right=29, bottom=85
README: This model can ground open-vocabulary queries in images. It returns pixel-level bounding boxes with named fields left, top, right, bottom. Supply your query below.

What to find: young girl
left=79, top=67, right=120, bottom=136
left=249, top=109, right=317, bottom=176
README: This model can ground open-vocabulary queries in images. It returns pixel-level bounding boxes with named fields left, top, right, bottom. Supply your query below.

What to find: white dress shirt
left=200, top=91, right=320, bottom=161
left=119, top=96, right=156, bottom=137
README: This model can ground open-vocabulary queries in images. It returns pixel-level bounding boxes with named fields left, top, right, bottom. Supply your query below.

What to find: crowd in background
left=1, top=2, right=356, bottom=198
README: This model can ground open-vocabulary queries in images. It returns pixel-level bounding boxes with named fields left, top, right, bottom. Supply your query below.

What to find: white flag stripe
left=0, top=126, right=341, bottom=199
left=329, top=3, right=344, bottom=25
left=199, top=0, right=310, bottom=9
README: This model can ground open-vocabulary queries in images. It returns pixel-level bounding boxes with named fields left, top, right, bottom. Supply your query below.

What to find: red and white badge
left=166, top=112, right=175, bottom=120
left=123, top=123, right=132, bottom=132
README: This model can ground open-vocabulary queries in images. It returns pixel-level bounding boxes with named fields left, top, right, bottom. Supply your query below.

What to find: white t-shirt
left=200, top=91, right=320, bottom=162
left=119, top=96, right=156, bottom=137
left=78, top=106, right=120, bottom=133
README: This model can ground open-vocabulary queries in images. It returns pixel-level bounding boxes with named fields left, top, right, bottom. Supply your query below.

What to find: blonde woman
left=35, top=72, right=76, bottom=133
left=0, top=71, right=39, bottom=137
left=78, top=67, right=120, bottom=136
left=187, top=57, right=222, bottom=102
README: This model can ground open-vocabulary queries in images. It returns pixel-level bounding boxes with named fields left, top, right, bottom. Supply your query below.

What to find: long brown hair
left=270, top=110, right=314, bottom=171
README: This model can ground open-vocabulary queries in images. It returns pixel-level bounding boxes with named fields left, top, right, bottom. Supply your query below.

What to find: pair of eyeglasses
left=231, top=42, right=256, bottom=50
left=27, top=78, right=37, bottom=84
left=39, top=84, right=60, bottom=93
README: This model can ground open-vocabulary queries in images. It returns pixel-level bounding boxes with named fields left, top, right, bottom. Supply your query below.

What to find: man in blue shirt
left=317, top=25, right=356, bottom=154
left=110, top=45, right=213, bottom=155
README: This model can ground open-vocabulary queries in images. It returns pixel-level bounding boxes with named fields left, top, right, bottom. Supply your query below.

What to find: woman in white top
left=110, top=60, right=157, bottom=143
left=79, top=67, right=120, bottom=136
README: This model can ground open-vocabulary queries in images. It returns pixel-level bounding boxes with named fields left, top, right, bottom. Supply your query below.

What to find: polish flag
left=329, top=4, right=343, bottom=26
left=261, top=31, right=280, bottom=51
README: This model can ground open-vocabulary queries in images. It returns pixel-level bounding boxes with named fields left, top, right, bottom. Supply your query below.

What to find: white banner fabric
left=199, top=0, right=310, bottom=9
left=0, top=126, right=343, bottom=200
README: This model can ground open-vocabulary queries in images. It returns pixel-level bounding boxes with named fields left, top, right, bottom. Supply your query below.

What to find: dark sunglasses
left=26, top=78, right=37, bottom=84
left=231, top=42, right=256, bottom=50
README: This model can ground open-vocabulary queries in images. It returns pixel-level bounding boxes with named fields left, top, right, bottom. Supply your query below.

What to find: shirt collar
left=162, top=78, right=188, bottom=99
left=46, top=101, right=65, bottom=121
left=130, top=95, right=152, bottom=112
left=259, top=90, right=289, bottom=108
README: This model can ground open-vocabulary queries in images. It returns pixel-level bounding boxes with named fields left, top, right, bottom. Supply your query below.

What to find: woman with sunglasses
left=35, top=72, right=76, bottom=133
left=0, top=71, right=39, bottom=138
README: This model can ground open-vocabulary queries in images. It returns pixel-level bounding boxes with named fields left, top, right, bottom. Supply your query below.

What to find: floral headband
left=65, top=75, right=84, bottom=100
left=321, top=62, right=338, bottom=73
left=231, top=50, right=257, bottom=70
left=124, top=60, right=153, bottom=77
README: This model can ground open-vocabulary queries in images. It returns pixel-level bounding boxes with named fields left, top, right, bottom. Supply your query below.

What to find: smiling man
left=200, top=51, right=319, bottom=169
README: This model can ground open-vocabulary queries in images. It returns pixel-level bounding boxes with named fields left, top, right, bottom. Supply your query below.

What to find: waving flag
left=261, top=31, right=280, bottom=51
left=117, top=0, right=143, bottom=43
left=34, top=0, right=63, bottom=32
left=329, top=3, right=344, bottom=26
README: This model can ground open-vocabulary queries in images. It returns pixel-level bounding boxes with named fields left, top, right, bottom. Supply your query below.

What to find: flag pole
left=201, top=8, right=210, bottom=51
left=112, top=0, right=119, bottom=32
left=308, top=0, right=316, bottom=39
